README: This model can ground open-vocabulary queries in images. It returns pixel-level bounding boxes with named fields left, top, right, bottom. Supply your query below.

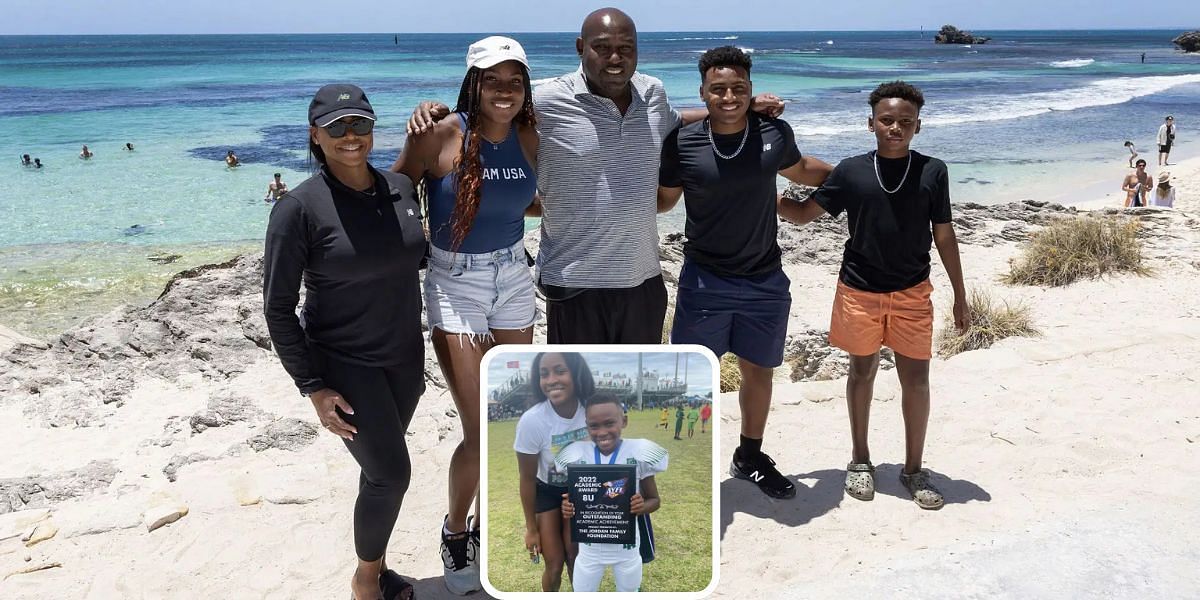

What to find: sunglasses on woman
left=323, top=118, right=374, bottom=138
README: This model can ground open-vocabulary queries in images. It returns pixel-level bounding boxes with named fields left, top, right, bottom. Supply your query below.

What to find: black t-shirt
left=263, top=165, right=427, bottom=393
left=659, top=114, right=802, bottom=277
left=810, top=151, right=952, bottom=293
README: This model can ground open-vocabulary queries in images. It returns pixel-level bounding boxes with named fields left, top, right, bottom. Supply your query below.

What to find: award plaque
left=566, top=463, right=638, bottom=545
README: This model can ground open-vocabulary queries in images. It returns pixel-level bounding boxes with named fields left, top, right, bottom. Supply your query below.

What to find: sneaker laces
left=441, top=530, right=471, bottom=571
left=739, top=451, right=792, bottom=488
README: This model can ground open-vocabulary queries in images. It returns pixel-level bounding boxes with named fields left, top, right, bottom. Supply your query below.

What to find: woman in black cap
left=264, top=84, right=425, bottom=600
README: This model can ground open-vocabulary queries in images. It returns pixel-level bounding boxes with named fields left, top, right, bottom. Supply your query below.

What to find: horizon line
left=1, top=26, right=1195, bottom=37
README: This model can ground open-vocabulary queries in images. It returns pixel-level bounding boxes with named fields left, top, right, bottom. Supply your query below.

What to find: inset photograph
left=481, top=347, right=718, bottom=596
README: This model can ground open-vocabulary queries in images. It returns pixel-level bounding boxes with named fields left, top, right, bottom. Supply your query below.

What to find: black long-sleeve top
left=263, top=165, right=427, bottom=394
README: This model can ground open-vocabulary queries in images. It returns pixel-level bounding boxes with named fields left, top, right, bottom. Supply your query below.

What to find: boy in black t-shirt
left=657, top=46, right=833, bottom=499
left=781, top=81, right=970, bottom=510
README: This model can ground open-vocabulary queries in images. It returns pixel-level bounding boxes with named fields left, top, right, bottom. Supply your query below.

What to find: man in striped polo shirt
left=408, top=8, right=783, bottom=343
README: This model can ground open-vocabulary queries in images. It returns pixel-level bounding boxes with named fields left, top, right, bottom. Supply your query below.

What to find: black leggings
left=315, top=349, right=424, bottom=562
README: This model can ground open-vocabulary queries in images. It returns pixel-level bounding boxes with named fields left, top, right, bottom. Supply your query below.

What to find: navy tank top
left=427, top=113, right=536, bottom=253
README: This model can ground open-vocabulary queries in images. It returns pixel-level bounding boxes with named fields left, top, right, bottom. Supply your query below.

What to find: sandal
left=899, top=469, right=945, bottom=510
left=380, top=570, right=416, bottom=600
left=844, top=462, right=876, bottom=501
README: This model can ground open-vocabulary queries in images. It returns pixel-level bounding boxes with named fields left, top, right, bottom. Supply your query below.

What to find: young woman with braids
left=391, top=36, right=538, bottom=596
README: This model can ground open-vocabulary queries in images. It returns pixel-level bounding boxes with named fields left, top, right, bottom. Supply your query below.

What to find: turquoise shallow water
left=1, top=30, right=1198, bottom=336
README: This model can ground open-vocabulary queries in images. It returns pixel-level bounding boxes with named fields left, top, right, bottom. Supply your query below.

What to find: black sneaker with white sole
left=729, top=448, right=796, bottom=499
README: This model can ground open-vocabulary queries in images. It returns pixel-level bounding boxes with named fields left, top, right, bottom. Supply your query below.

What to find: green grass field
left=486, top=408, right=714, bottom=592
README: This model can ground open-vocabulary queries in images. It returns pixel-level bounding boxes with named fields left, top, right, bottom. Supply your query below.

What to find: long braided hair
left=447, top=64, right=537, bottom=250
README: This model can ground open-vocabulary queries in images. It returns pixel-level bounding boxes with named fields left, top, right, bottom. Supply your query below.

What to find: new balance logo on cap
left=763, top=143, right=773, bottom=151
left=338, top=93, right=350, bottom=100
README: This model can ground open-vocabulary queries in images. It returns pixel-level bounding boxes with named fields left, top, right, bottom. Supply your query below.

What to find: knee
left=847, top=359, right=879, bottom=382
left=364, top=456, right=413, bottom=499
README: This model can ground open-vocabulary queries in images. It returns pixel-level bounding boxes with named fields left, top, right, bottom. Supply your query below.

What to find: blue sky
left=5, top=1, right=1198, bottom=34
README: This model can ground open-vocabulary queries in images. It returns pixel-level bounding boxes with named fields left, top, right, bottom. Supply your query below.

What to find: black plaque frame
left=566, top=463, right=638, bottom=545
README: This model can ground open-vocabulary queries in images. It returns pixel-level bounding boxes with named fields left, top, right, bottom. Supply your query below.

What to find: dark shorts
left=544, top=275, right=668, bottom=344
left=536, top=480, right=568, bottom=513
left=671, top=260, right=791, bottom=368
left=1159, top=144, right=1172, bottom=153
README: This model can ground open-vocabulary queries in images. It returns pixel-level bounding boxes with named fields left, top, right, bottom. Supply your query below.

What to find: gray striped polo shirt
left=533, top=68, right=682, bottom=288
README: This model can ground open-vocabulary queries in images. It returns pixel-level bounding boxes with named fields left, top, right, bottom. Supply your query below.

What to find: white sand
left=1, top=157, right=1197, bottom=598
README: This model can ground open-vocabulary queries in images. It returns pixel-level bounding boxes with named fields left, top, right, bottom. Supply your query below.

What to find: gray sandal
left=844, top=462, right=875, bottom=501
left=899, top=469, right=945, bottom=510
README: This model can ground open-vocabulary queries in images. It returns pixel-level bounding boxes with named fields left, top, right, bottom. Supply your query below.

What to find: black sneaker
left=729, top=448, right=796, bottom=499
left=440, top=516, right=480, bottom=595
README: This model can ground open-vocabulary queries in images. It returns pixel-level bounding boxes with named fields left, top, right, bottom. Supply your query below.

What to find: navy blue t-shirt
left=810, top=151, right=953, bottom=293
left=659, top=114, right=802, bottom=277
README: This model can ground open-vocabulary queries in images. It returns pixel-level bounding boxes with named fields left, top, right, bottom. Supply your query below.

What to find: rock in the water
left=1173, top=31, right=1200, bottom=53
left=0, top=460, right=118, bottom=514
left=143, top=503, right=188, bottom=532
left=934, top=25, right=991, bottom=45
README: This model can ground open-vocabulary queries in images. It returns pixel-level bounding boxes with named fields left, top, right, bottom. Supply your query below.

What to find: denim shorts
left=424, top=239, right=537, bottom=336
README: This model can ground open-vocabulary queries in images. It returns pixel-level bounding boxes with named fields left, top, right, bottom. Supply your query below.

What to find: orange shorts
left=828, top=278, right=934, bottom=360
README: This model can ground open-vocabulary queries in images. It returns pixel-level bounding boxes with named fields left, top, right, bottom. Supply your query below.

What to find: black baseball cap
left=308, top=84, right=376, bottom=127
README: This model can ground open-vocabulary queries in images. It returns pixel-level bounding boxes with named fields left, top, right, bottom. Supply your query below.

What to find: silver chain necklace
left=873, top=150, right=912, bottom=194
left=707, top=119, right=749, bottom=160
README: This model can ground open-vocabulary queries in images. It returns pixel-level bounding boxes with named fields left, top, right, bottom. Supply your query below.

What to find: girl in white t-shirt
left=558, top=393, right=668, bottom=592
left=513, top=352, right=595, bottom=591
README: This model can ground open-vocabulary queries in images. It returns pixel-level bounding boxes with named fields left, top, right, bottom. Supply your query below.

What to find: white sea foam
left=825, top=40, right=834, bottom=45
left=662, top=35, right=739, bottom=41
left=738, top=47, right=755, bottom=54
left=1050, top=58, right=1095, bottom=68
left=790, top=73, right=1200, bottom=136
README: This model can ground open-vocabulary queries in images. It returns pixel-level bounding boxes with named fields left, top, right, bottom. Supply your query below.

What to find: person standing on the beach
left=699, top=401, right=711, bottom=433
left=264, top=172, right=288, bottom=202
left=1141, top=52, right=1146, bottom=64
left=1157, top=116, right=1175, bottom=166
left=391, top=35, right=539, bottom=596
left=1149, top=170, right=1175, bottom=208
left=782, top=81, right=970, bottom=510
left=79, top=145, right=93, bottom=159
left=1124, top=141, right=1138, bottom=168
left=407, top=8, right=784, bottom=344
left=658, top=46, right=833, bottom=499
left=1123, top=159, right=1152, bottom=207
left=225, top=150, right=240, bottom=168
left=263, top=84, right=425, bottom=600
left=514, top=352, right=594, bottom=592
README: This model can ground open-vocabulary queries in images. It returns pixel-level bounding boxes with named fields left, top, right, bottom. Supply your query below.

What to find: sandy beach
left=0, top=153, right=1197, bottom=598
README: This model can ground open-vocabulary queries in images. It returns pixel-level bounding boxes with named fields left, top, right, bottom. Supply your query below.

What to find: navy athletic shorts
left=670, top=259, right=791, bottom=368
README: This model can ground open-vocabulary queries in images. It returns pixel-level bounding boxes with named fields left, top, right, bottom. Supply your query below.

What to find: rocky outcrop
left=935, top=25, right=991, bottom=45
left=0, top=460, right=118, bottom=514
left=1174, top=31, right=1200, bottom=53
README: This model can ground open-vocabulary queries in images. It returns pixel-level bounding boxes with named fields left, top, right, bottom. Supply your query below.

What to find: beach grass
left=937, top=287, right=1040, bottom=357
left=1004, top=216, right=1147, bottom=286
left=718, top=353, right=741, bottom=392
left=487, top=407, right=714, bottom=592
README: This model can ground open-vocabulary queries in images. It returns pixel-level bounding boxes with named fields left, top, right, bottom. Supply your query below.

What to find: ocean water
left=1, top=30, right=1198, bottom=335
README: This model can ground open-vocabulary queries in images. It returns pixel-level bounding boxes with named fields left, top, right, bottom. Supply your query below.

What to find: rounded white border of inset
left=479, top=343, right=722, bottom=599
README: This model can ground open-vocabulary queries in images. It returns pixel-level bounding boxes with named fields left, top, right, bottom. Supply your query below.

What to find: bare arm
left=777, top=196, right=828, bottom=225
left=657, top=185, right=683, bottom=214
left=516, top=453, right=542, bottom=555
left=525, top=194, right=543, bottom=217
left=632, top=475, right=661, bottom=515
left=778, top=155, right=834, bottom=188
left=407, top=101, right=452, bottom=137
left=933, top=222, right=970, bottom=331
